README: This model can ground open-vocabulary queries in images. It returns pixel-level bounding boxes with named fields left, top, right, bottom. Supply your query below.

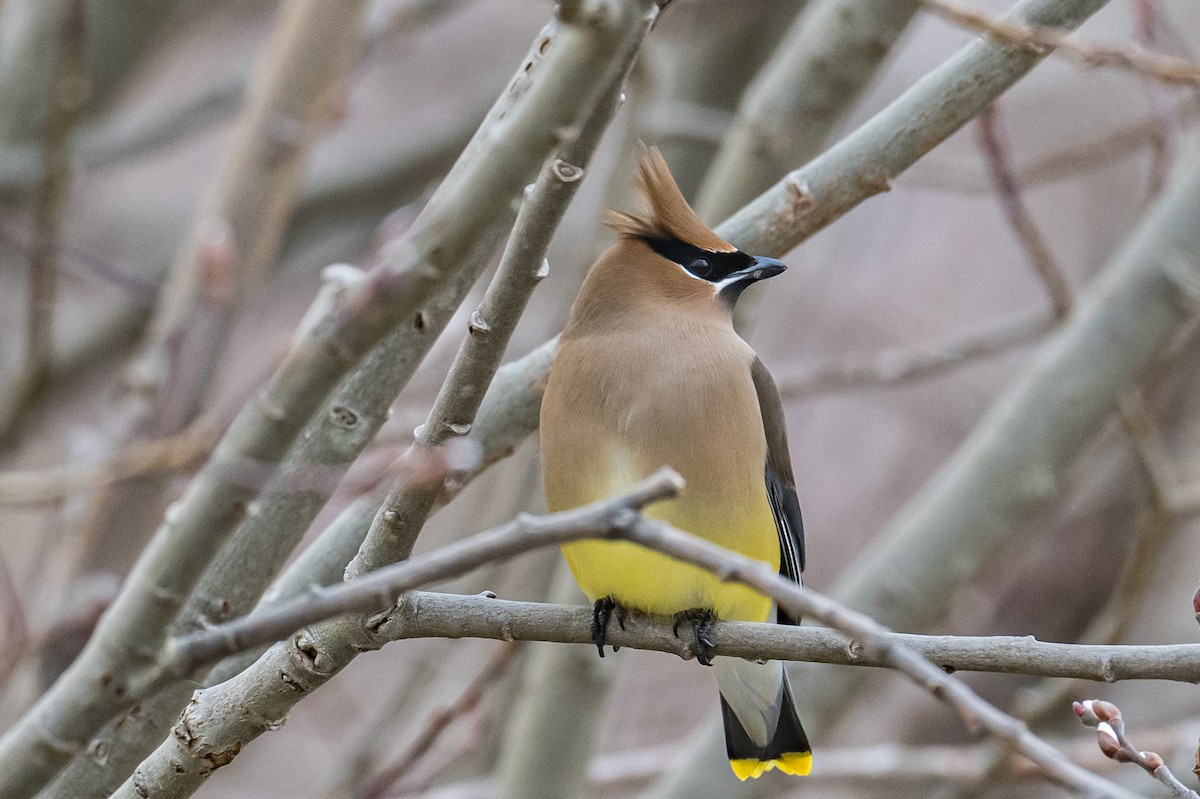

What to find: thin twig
left=776, top=310, right=1053, bottom=398
left=26, top=0, right=86, bottom=392
left=921, top=0, right=1200, bottom=88
left=1018, top=95, right=1199, bottom=187
left=1075, top=700, right=1200, bottom=798
left=0, top=548, right=30, bottom=692
left=0, top=418, right=218, bottom=507
left=354, top=642, right=522, bottom=799
left=977, top=103, right=1072, bottom=319
left=161, top=469, right=683, bottom=673
left=346, top=87, right=610, bottom=579
left=617, top=520, right=1139, bottom=799
left=1131, top=0, right=1177, bottom=202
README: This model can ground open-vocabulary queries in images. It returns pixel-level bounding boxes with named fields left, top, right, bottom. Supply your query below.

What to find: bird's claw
left=672, top=608, right=717, bottom=666
left=591, top=597, right=626, bottom=657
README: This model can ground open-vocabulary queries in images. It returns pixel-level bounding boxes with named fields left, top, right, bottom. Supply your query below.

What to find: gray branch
left=158, top=474, right=1134, bottom=799
left=171, top=590, right=1200, bottom=686
left=695, top=0, right=919, bottom=225
left=0, top=3, right=656, bottom=796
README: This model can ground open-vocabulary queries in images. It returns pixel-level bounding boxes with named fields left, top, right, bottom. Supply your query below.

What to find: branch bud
left=1096, top=722, right=1122, bottom=760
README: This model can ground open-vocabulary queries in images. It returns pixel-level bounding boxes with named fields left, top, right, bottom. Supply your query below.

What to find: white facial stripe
left=673, top=261, right=709, bottom=283
left=714, top=270, right=755, bottom=291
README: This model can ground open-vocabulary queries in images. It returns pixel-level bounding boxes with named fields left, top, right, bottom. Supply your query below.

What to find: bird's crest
left=607, top=144, right=735, bottom=253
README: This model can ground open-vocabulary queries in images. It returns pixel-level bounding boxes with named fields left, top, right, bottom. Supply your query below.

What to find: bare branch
left=0, top=417, right=218, bottom=507
left=24, top=0, right=85, bottom=395
left=977, top=103, right=1072, bottom=320
left=695, top=0, right=920, bottom=225
left=0, top=3, right=657, bottom=795
left=921, top=0, right=1200, bottom=89
left=166, top=590, right=1200, bottom=685
left=716, top=0, right=1111, bottom=261
left=165, top=483, right=1135, bottom=798
left=776, top=309, right=1053, bottom=398
left=616, top=520, right=1139, bottom=799
left=1075, top=700, right=1200, bottom=798
left=352, top=641, right=523, bottom=799
left=161, top=470, right=683, bottom=674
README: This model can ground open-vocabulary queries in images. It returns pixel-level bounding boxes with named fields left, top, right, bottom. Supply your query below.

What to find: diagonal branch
left=161, top=472, right=1137, bottom=799
left=0, top=4, right=656, bottom=797
left=921, top=0, right=1200, bottom=89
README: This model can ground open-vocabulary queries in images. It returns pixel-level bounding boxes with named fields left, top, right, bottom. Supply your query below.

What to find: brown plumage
left=541, top=146, right=810, bottom=780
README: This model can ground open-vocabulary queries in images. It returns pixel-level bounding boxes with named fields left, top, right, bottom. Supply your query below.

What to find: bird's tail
left=713, top=657, right=811, bottom=780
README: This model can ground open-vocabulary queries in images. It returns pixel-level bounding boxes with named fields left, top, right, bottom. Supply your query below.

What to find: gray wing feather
left=750, top=357, right=805, bottom=624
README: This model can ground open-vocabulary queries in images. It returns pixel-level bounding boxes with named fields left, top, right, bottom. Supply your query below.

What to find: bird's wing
left=750, top=356, right=805, bottom=626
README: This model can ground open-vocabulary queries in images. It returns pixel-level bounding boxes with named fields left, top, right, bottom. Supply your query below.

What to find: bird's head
left=606, top=145, right=787, bottom=309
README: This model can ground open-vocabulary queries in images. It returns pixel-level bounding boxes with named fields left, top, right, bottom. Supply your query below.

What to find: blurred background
left=2, top=0, right=1200, bottom=797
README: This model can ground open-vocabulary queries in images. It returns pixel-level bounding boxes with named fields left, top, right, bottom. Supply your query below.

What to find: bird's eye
left=688, top=257, right=712, bottom=278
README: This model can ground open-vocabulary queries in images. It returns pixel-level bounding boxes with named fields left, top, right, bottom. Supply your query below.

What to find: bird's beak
left=726, top=256, right=787, bottom=284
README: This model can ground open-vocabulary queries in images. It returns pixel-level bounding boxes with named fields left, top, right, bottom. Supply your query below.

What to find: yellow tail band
left=729, top=751, right=812, bottom=780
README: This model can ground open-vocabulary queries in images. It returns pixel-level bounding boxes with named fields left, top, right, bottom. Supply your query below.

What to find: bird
left=540, top=145, right=810, bottom=780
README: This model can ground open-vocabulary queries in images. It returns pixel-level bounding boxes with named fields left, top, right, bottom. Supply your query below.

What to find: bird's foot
left=672, top=607, right=717, bottom=666
left=591, top=597, right=627, bottom=658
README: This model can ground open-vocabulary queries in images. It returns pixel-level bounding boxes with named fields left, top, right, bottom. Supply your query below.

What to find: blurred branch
left=106, top=23, right=651, bottom=789
left=24, top=0, right=85, bottom=394
left=0, top=0, right=185, bottom=143
left=0, top=547, right=30, bottom=691
left=57, top=0, right=371, bottom=606
left=977, top=103, right=1072, bottom=320
left=639, top=0, right=805, bottom=200
left=920, top=0, right=1200, bottom=89
left=0, top=415, right=217, bottom=506
left=1130, top=0, right=1177, bottom=202
left=1075, top=700, right=1200, bottom=798
left=776, top=309, right=1053, bottom=399
left=0, top=2, right=653, bottom=796
left=130, top=0, right=370, bottom=430
left=696, top=0, right=919, bottom=225
left=351, top=642, right=523, bottom=799
left=715, top=0, right=1110, bottom=262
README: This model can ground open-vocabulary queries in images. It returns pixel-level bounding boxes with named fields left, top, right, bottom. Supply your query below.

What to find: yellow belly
left=559, top=491, right=779, bottom=623
left=541, top=327, right=778, bottom=623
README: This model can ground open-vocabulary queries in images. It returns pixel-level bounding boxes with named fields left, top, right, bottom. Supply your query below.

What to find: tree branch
left=695, top=0, right=919, bottom=225
left=921, top=0, right=1200, bottom=89
left=165, top=590, right=1200, bottom=686
left=977, top=102, right=1073, bottom=320
left=160, top=473, right=1134, bottom=799
left=1075, top=700, right=1200, bottom=798
left=0, top=3, right=656, bottom=796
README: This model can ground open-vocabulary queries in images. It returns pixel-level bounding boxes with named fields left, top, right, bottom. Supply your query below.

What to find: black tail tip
left=720, top=689, right=812, bottom=780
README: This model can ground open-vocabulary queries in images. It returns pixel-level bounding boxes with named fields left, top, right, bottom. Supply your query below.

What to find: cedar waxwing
left=540, top=146, right=810, bottom=780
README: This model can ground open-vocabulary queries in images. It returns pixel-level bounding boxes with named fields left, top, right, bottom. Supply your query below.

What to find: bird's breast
left=541, top=321, right=779, bottom=621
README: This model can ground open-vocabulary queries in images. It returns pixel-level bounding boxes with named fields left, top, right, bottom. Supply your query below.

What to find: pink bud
left=1073, top=699, right=1100, bottom=726
left=1096, top=723, right=1121, bottom=760
left=1142, top=752, right=1164, bottom=770
left=1091, top=700, right=1121, bottom=722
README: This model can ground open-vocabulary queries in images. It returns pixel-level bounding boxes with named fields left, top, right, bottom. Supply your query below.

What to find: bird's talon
left=592, top=597, right=623, bottom=658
